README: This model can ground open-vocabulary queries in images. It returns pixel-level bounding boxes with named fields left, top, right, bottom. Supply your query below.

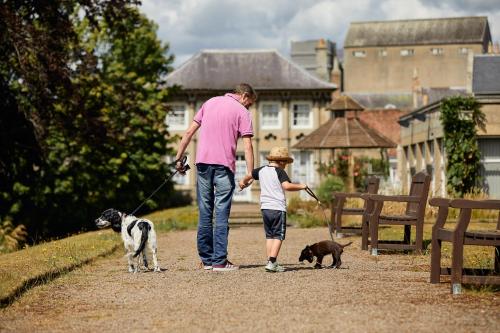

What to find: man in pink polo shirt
left=175, top=83, right=255, bottom=271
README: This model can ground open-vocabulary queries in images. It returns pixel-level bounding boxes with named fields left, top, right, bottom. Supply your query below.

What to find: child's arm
left=282, top=181, right=307, bottom=192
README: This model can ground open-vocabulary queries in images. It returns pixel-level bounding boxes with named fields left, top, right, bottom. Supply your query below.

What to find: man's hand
left=175, top=158, right=186, bottom=175
left=238, top=178, right=253, bottom=191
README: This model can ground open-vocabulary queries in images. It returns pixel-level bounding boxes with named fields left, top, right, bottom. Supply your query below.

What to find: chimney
left=412, top=68, right=421, bottom=108
left=315, top=39, right=333, bottom=82
left=466, top=50, right=473, bottom=94
left=331, top=52, right=342, bottom=98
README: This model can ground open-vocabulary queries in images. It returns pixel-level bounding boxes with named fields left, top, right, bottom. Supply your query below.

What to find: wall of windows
left=165, top=104, right=188, bottom=130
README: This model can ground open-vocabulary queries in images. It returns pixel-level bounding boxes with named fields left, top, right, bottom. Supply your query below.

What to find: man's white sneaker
left=265, top=261, right=285, bottom=272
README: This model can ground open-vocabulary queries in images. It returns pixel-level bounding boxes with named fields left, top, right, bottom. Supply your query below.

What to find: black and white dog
left=95, top=208, right=160, bottom=273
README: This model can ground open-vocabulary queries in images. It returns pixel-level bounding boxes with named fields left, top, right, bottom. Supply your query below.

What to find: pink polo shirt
left=193, top=93, right=254, bottom=173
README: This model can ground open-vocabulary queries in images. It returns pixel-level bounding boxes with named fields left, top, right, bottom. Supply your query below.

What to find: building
left=164, top=49, right=336, bottom=202
left=343, top=16, right=492, bottom=108
left=290, top=39, right=342, bottom=91
left=398, top=55, right=500, bottom=198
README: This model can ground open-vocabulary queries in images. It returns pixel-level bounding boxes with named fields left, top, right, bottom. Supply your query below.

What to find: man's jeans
left=196, top=163, right=235, bottom=266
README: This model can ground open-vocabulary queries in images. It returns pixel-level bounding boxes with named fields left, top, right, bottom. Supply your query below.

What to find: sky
left=140, top=0, right=500, bottom=68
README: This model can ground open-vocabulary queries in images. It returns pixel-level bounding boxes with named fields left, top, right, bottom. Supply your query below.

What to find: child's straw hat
left=266, top=147, right=294, bottom=164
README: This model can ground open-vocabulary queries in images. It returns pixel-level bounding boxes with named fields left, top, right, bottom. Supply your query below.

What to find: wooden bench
left=331, top=176, right=379, bottom=243
left=363, top=172, right=431, bottom=255
left=429, top=198, right=500, bottom=294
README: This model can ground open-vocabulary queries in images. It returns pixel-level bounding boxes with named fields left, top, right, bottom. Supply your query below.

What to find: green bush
left=316, top=175, right=345, bottom=205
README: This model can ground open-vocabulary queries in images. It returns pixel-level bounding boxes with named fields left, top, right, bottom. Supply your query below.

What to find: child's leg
left=266, top=239, right=273, bottom=258
left=269, top=239, right=282, bottom=258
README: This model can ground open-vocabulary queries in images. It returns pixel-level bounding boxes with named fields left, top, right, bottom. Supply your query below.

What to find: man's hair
left=234, top=83, right=257, bottom=100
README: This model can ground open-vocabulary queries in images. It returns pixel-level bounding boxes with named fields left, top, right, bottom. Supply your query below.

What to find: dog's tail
left=133, top=222, right=151, bottom=258
left=341, top=241, right=353, bottom=248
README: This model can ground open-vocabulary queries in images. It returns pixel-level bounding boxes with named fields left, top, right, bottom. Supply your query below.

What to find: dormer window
left=430, top=48, right=443, bottom=55
left=458, top=47, right=470, bottom=55
left=400, top=49, right=414, bottom=57
left=352, top=50, right=366, bottom=57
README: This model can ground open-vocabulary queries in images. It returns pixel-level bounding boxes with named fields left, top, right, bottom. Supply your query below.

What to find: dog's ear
left=105, top=208, right=122, bottom=232
left=305, top=245, right=310, bottom=249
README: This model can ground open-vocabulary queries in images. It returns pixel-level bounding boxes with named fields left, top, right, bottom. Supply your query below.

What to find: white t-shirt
left=252, top=165, right=291, bottom=212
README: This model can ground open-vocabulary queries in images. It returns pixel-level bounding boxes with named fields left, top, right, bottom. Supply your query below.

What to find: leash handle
left=304, top=185, right=321, bottom=204
left=173, top=155, right=190, bottom=174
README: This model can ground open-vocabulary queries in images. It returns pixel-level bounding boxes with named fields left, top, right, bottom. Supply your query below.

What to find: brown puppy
left=299, top=240, right=352, bottom=269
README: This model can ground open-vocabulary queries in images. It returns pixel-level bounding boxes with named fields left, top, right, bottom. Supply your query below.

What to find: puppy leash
left=129, top=156, right=191, bottom=216
left=304, top=186, right=334, bottom=242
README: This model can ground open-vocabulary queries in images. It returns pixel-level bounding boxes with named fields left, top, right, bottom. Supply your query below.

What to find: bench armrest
left=429, top=197, right=451, bottom=207
left=333, top=192, right=364, bottom=199
left=450, top=199, right=500, bottom=210
left=367, top=194, right=422, bottom=203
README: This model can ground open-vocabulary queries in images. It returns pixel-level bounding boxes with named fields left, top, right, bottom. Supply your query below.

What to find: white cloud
left=140, top=0, right=500, bottom=67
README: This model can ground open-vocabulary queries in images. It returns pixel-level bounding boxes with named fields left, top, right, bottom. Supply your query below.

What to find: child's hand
left=238, top=178, right=253, bottom=191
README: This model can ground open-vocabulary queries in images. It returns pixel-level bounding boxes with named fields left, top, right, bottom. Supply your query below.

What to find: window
left=260, top=103, right=281, bottom=129
left=233, top=154, right=252, bottom=201
left=458, top=47, right=470, bottom=55
left=292, top=151, right=314, bottom=186
left=352, top=50, right=366, bottom=57
left=166, top=104, right=187, bottom=130
left=291, top=103, right=312, bottom=128
left=378, top=49, right=387, bottom=57
left=400, top=49, right=414, bottom=57
left=430, top=48, right=443, bottom=55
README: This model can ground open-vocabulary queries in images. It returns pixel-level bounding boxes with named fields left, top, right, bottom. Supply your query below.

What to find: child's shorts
left=261, top=209, right=286, bottom=240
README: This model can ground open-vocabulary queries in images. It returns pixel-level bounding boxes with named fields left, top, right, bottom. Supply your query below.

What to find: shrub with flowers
left=317, top=149, right=389, bottom=191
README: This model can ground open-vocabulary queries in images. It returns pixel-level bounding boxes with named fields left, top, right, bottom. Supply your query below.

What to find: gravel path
left=1, top=227, right=499, bottom=332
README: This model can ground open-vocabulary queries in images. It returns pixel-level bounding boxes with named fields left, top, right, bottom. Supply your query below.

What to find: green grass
left=0, top=230, right=120, bottom=307
left=142, top=205, right=198, bottom=232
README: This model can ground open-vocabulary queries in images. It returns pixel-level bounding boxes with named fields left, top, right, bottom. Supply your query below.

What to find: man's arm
left=242, top=136, right=254, bottom=174
left=175, top=121, right=200, bottom=173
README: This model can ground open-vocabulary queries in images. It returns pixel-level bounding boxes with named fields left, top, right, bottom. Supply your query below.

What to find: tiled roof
left=293, top=117, right=396, bottom=149
left=345, top=16, right=490, bottom=48
left=348, top=93, right=413, bottom=109
left=328, top=95, right=365, bottom=111
left=473, top=55, right=500, bottom=95
left=165, top=49, right=337, bottom=91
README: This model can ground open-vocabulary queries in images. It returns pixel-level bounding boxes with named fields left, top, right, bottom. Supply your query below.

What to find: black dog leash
left=304, top=186, right=334, bottom=241
left=129, top=156, right=190, bottom=216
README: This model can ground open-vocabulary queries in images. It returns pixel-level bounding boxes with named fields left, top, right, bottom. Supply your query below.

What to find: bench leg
left=403, top=225, right=411, bottom=244
left=370, top=216, right=379, bottom=256
left=451, top=240, right=464, bottom=294
left=495, top=246, right=500, bottom=274
left=415, top=222, right=424, bottom=254
left=430, top=238, right=441, bottom=284
left=361, top=214, right=369, bottom=251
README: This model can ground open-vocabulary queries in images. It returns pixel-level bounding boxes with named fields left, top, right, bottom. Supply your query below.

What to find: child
left=239, top=147, right=307, bottom=272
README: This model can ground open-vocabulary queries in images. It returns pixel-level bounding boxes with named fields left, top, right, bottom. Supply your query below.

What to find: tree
left=440, top=96, right=486, bottom=197
left=0, top=1, right=180, bottom=242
